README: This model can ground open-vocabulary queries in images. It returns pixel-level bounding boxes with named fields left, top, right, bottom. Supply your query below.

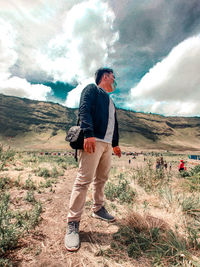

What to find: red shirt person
left=179, top=160, right=184, bottom=171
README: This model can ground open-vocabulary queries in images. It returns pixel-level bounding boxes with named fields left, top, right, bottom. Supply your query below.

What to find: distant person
left=156, top=157, right=160, bottom=170
left=164, top=161, right=167, bottom=170
left=160, top=156, right=164, bottom=166
left=129, top=159, right=131, bottom=164
left=64, top=68, right=121, bottom=251
left=169, top=162, right=172, bottom=171
left=179, top=160, right=184, bottom=172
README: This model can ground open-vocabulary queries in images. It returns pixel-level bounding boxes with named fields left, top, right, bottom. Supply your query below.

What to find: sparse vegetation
left=0, top=177, right=12, bottom=190
left=179, top=165, right=200, bottom=192
left=0, top=191, right=42, bottom=263
left=0, top=193, right=21, bottom=254
left=132, top=160, right=171, bottom=192
left=180, top=195, right=200, bottom=215
left=0, top=146, right=15, bottom=171
left=103, top=155, right=200, bottom=266
left=23, top=177, right=37, bottom=190
left=37, top=167, right=51, bottom=178
left=113, top=226, right=188, bottom=265
left=0, top=149, right=78, bottom=265
left=105, top=173, right=136, bottom=203
left=110, top=211, right=199, bottom=266
left=25, top=190, right=36, bottom=203
left=0, top=148, right=200, bottom=266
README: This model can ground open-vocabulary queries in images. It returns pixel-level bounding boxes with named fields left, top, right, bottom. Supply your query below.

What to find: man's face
left=107, top=72, right=115, bottom=83
left=105, top=72, right=116, bottom=92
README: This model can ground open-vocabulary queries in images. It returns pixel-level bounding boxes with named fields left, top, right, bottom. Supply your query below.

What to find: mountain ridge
left=1, top=93, right=200, bottom=151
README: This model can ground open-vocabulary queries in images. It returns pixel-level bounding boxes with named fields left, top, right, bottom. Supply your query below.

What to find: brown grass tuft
left=124, top=211, right=149, bottom=231
left=145, top=214, right=169, bottom=231
left=123, top=210, right=170, bottom=233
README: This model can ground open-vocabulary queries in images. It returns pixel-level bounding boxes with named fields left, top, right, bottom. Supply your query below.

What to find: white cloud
left=36, top=0, right=119, bottom=83
left=65, top=78, right=94, bottom=108
left=128, top=35, right=200, bottom=116
left=0, top=0, right=83, bottom=80
left=0, top=77, right=51, bottom=101
left=0, top=18, right=51, bottom=100
left=0, top=18, right=17, bottom=80
left=0, top=0, right=118, bottom=103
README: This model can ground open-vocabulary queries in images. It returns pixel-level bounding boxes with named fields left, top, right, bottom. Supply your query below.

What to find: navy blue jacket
left=79, top=83, right=119, bottom=147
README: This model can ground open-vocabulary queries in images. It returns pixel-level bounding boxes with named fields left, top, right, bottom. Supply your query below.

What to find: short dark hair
left=95, top=67, right=113, bottom=85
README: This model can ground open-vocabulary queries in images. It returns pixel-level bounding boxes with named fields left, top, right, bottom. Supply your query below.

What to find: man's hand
left=113, top=146, right=121, bottom=157
left=84, top=137, right=96, bottom=153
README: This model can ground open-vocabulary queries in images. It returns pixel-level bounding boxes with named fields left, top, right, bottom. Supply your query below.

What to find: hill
left=1, top=93, right=200, bottom=151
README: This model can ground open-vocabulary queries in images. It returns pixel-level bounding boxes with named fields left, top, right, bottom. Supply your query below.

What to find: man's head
left=95, top=68, right=114, bottom=85
left=95, top=67, right=116, bottom=93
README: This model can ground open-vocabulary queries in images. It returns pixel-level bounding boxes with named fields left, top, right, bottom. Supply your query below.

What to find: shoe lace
left=68, top=222, right=79, bottom=233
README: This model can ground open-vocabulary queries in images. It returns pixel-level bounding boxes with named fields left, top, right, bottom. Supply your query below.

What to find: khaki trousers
left=67, top=141, right=112, bottom=222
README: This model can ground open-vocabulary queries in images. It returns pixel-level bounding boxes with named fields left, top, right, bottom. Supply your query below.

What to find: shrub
left=180, top=196, right=200, bottom=213
left=0, top=146, right=15, bottom=171
left=180, top=164, right=200, bottom=180
left=0, top=177, right=12, bottom=190
left=187, top=222, right=200, bottom=250
left=181, top=165, right=200, bottom=192
left=105, top=174, right=135, bottom=204
left=37, top=168, right=51, bottom=178
left=51, top=166, right=64, bottom=178
left=0, top=258, right=12, bottom=267
left=28, top=201, right=42, bottom=228
left=112, top=219, right=191, bottom=266
left=25, top=190, right=36, bottom=203
left=180, top=171, right=190, bottom=177
left=190, top=165, right=200, bottom=176
left=23, top=178, right=36, bottom=190
left=133, top=164, right=168, bottom=192
left=0, top=192, right=43, bottom=258
left=0, top=193, right=22, bottom=255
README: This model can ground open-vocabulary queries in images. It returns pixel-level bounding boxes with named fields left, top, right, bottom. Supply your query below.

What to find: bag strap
left=75, top=116, right=80, bottom=162
left=75, top=149, right=78, bottom=162
left=77, top=117, right=80, bottom=126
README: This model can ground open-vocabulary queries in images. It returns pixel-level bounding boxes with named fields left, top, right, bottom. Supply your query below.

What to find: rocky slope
left=1, top=93, right=200, bottom=151
left=0, top=93, right=77, bottom=137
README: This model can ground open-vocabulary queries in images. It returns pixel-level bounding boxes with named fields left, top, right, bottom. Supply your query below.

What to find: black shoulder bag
left=65, top=118, right=84, bottom=161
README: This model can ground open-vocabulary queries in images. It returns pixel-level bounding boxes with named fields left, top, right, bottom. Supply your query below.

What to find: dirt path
left=16, top=168, right=79, bottom=267
left=29, top=169, right=75, bottom=267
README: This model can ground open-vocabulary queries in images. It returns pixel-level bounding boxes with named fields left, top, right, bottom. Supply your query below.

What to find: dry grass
left=1, top=147, right=200, bottom=266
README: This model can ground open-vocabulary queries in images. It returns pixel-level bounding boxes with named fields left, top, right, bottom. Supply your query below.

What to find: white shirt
left=96, top=88, right=115, bottom=144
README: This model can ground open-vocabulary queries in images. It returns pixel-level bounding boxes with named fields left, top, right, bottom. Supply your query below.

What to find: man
left=65, top=67, right=121, bottom=251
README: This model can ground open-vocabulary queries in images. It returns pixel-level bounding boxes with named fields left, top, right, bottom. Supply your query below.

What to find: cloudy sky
left=1, top=0, right=200, bottom=116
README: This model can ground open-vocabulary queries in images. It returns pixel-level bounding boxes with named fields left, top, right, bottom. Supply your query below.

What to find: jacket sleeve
left=79, top=84, right=97, bottom=138
left=112, top=111, right=119, bottom=147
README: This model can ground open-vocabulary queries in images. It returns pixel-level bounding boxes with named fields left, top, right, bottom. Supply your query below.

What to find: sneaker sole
left=92, top=213, right=115, bottom=222
left=65, top=244, right=79, bottom=252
